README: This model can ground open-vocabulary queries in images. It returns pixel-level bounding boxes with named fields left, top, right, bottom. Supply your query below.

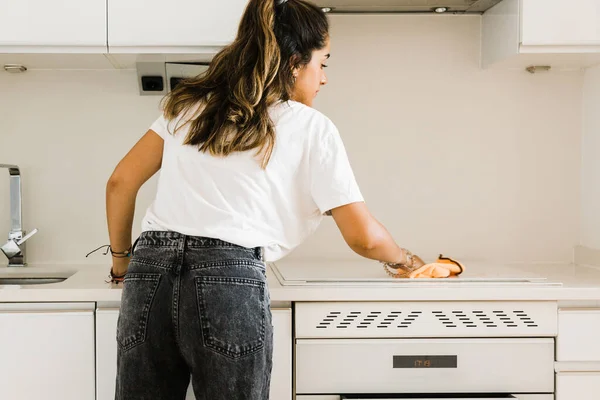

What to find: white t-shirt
left=141, top=100, right=364, bottom=261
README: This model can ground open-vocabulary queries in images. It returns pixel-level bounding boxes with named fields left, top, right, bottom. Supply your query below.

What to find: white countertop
left=269, top=259, right=600, bottom=302
left=1, top=260, right=600, bottom=302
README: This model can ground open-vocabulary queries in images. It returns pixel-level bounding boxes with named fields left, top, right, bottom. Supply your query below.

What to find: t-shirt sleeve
left=310, top=126, right=364, bottom=216
left=149, top=114, right=170, bottom=139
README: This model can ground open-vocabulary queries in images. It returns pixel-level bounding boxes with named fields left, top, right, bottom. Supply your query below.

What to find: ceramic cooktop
left=268, top=259, right=563, bottom=287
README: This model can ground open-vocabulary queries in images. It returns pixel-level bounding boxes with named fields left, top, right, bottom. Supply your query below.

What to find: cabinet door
left=557, top=308, right=600, bottom=361
left=521, top=0, right=600, bottom=45
left=272, top=308, right=293, bottom=400
left=108, top=0, right=248, bottom=53
left=556, top=372, right=600, bottom=400
left=97, top=307, right=292, bottom=400
left=96, top=308, right=121, bottom=400
left=0, top=304, right=95, bottom=400
left=0, top=0, right=107, bottom=52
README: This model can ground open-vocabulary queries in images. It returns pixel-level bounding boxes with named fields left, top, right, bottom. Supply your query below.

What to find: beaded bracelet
left=109, top=246, right=132, bottom=258
left=380, top=248, right=417, bottom=278
left=107, top=268, right=127, bottom=284
left=85, top=244, right=132, bottom=284
left=85, top=244, right=132, bottom=258
left=382, top=262, right=419, bottom=278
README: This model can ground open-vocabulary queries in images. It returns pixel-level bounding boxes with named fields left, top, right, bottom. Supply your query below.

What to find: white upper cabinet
left=107, top=0, right=248, bottom=53
left=521, top=0, right=600, bottom=46
left=0, top=0, right=107, bottom=53
left=482, top=0, right=600, bottom=69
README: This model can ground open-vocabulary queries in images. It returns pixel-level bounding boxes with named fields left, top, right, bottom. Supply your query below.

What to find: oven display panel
left=393, top=355, right=457, bottom=368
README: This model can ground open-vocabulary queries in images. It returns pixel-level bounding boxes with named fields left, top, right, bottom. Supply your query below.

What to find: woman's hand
left=408, top=255, right=465, bottom=278
left=409, top=255, right=451, bottom=278
left=408, top=263, right=451, bottom=278
left=411, top=254, right=426, bottom=269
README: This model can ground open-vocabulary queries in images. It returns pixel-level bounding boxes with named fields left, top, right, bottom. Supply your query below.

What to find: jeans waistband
left=133, top=231, right=264, bottom=261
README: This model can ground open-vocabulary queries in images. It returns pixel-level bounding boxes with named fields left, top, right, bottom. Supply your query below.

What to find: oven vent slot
left=297, top=301, right=557, bottom=338
left=316, top=309, right=538, bottom=330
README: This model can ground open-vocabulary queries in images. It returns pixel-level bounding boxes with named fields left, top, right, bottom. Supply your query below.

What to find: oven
left=294, top=301, right=556, bottom=400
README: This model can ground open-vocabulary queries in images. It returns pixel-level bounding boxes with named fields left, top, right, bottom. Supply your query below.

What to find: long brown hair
left=161, top=0, right=329, bottom=168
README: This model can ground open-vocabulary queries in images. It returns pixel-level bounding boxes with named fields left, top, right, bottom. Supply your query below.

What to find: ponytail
left=161, top=0, right=328, bottom=168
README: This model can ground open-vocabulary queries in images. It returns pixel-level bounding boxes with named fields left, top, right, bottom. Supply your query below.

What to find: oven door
left=342, top=397, right=517, bottom=400
left=296, top=338, right=554, bottom=394
left=339, top=396, right=552, bottom=400
left=296, top=396, right=553, bottom=400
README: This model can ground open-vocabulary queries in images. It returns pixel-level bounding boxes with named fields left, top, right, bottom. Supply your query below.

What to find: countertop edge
left=1, top=263, right=600, bottom=302
left=2, top=285, right=600, bottom=303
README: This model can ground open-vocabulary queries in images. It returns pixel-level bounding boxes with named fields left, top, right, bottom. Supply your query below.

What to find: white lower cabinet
left=270, top=308, right=293, bottom=400
left=557, top=308, right=600, bottom=361
left=556, top=372, right=600, bottom=400
left=0, top=302, right=95, bottom=400
left=555, top=307, right=600, bottom=400
left=96, top=308, right=121, bottom=400
left=96, top=306, right=292, bottom=400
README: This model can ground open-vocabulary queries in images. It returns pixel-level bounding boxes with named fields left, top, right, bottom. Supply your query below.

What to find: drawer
left=557, top=308, right=600, bottom=361
left=296, top=338, right=554, bottom=394
left=556, top=372, right=600, bottom=400
left=296, top=397, right=340, bottom=400
left=296, top=397, right=553, bottom=400
left=343, top=397, right=553, bottom=400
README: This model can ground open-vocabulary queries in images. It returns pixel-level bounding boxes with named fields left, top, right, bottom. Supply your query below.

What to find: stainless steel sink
left=0, top=267, right=76, bottom=288
left=0, top=277, right=67, bottom=285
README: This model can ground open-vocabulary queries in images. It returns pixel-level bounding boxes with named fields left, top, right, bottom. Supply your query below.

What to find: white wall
left=0, top=15, right=584, bottom=266
left=581, top=64, right=600, bottom=250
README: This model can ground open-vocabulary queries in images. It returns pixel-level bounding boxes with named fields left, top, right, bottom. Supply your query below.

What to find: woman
left=105, top=0, right=428, bottom=399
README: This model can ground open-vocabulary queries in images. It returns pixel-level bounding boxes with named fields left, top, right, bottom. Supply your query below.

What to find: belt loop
left=255, top=247, right=264, bottom=262
left=131, top=236, right=141, bottom=256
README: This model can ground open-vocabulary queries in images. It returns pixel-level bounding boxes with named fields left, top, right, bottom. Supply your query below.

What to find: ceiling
left=314, top=0, right=504, bottom=13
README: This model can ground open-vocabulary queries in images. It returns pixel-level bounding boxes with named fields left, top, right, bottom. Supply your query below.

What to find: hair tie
left=278, top=0, right=288, bottom=5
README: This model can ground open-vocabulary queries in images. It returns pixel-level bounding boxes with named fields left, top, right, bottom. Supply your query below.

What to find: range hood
left=315, top=0, right=503, bottom=13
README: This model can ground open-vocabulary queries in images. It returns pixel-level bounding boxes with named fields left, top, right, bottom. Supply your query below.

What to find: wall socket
left=136, top=62, right=209, bottom=96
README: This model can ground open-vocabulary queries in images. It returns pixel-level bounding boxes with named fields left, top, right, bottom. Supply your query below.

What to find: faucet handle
left=1, top=228, right=37, bottom=261
left=1, top=239, right=21, bottom=259
left=17, top=228, right=37, bottom=245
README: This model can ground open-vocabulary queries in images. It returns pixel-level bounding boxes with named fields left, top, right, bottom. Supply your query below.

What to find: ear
left=289, top=54, right=302, bottom=77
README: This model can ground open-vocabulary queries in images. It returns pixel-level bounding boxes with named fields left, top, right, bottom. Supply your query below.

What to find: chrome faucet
left=0, top=164, right=37, bottom=266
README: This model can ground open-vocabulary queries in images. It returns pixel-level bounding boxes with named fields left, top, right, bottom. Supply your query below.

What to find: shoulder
left=151, top=102, right=203, bottom=139
left=287, top=101, right=336, bottom=127
left=281, top=101, right=339, bottom=141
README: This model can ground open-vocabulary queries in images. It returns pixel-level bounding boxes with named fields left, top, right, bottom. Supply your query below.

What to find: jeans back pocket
left=195, top=275, right=266, bottom=359
left=117, top=272, right=161, bottom=352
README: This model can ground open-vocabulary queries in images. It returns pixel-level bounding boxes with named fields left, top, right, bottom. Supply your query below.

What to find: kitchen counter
left=1, top=260, right=600, bottom=302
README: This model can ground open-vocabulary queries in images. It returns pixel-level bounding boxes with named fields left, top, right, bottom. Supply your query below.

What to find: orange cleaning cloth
left=407, top=254, right=465, bottom=278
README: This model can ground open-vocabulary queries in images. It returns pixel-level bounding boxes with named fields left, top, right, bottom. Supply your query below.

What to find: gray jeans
left=115, top=231, right=273, bottom=400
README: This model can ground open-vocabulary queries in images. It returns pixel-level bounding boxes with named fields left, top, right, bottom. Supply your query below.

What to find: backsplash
left=0, top=15, right=585, bottom=266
